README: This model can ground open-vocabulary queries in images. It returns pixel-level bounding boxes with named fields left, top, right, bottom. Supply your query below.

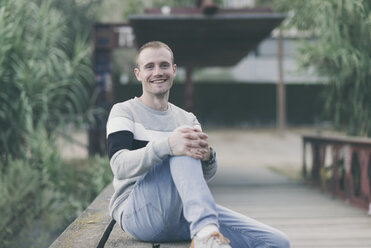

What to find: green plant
left=0, top=129, right=112, bottom=247
left=0, top=129, right=65, bottom=247
left=274, top=0, right=371, bottom=136
left=61, top=156, right=112, bottom=211
left=0, top=0, right=108, bottom=247
left=0, top=0, right=95, bottom=163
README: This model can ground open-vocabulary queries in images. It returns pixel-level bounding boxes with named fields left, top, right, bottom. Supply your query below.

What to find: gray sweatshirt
left=106, top=97, right=217, bottom=219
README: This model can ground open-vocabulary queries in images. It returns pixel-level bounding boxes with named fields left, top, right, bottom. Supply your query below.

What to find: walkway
left=210, top=179, right=371, bottom=247
left=206, top=128, right=371, bottom=248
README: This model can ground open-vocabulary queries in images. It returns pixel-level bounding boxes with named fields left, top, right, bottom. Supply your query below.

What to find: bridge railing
left=302, top=134, right=371, bottom=214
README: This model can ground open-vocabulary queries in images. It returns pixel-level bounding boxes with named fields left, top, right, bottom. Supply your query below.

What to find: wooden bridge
left=51, top=133, right=371, bottom=248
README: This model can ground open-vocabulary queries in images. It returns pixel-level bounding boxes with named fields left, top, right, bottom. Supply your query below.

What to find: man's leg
left=119, top=156, right=189, bottom=242
left=120, top=155, right=218, bottom=242
left=217, top=205, right=290, bottom=248
left=169, top=155, right=219, bottom=238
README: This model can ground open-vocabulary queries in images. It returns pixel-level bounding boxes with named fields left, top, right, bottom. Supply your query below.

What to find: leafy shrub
left=275, top=0, right=371, bottom=136
left=0, top=129, right=112, bottom=247
left=0, top=129, right=65, bottom=247
left=0, top=0, right=94, bottom=162
left=0, top=0, right=111, bottom=247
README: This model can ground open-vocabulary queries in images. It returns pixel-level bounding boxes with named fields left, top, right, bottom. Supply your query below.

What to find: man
left=106, top=41, right=290, bottom=248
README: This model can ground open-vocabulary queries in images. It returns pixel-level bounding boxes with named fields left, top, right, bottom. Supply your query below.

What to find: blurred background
left=1, top=0, right=370, bottom=247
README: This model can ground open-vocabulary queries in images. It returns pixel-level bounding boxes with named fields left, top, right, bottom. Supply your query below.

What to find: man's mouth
left=150, top=79, right=167, bottom=84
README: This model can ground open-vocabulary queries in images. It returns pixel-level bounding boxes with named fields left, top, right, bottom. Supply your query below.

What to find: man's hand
left=168, top=127, right=210, bottom=160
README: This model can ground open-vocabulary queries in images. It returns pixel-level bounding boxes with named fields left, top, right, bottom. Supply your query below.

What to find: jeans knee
left=273, top=232, right=290, bottom=248
left=170, top=155, right=200, bottom=165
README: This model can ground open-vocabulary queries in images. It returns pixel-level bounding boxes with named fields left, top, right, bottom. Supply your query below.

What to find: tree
left=274, top=0, right=371, bottom=136
left=0, top=0, right=102, bottom=246
left=0, top=0, right=95, bottom=162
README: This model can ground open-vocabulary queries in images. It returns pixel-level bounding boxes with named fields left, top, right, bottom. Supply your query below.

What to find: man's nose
left=153, top=66, right=163, bottom=76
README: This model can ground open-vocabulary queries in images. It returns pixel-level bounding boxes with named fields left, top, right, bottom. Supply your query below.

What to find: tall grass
left=0, top=0, right=111, bottom=247
left=0, top=0, right=95, bottom=162
left=275, top=0, right=371, bottom=136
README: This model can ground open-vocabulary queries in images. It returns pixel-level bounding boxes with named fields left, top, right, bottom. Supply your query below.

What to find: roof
left=129, top=11, right=285, bottom=67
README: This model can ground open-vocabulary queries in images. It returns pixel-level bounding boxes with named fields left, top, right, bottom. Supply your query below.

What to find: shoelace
left=205, top=232, right=230, bottom=245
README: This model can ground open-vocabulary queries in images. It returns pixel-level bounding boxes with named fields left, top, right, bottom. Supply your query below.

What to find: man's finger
left=185, top=141, right=202, bottom=148
left=186, top=149, right=203, bottom=159
left=198, top=140, right=208, bottom=147
left=197, top=132, right=208, bottom=140
left=183, top=133, right=199, bottom=140
left=178, top=127, right=194, bottom=133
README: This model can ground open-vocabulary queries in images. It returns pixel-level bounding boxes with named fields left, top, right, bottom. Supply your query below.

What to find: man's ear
left=173, top=64, right=177, bottom=75
left=134, top=68, right=141, bottom=81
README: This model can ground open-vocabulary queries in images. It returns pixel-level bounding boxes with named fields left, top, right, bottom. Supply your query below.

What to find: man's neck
left=139, top=94, right=169, bottom=111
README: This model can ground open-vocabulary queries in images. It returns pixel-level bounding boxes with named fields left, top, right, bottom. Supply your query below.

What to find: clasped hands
left=168, top=127, right=210, bottom=161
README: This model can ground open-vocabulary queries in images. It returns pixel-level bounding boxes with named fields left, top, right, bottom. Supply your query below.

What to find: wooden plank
left=105, top=222, right=188, bottom=247
left=49, top=184, right=114, bottom=248
left=210, top=182, right=371, bottom=248
left=104, top=222, right=151, bottom=248
left=158, top=242, right=190, bottom=247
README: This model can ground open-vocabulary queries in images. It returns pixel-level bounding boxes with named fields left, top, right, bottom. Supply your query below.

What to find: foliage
left=0, top=0, right=111, bottom=247
left=253, top=0, right=274, bottom=8
left=0, top=129, right=65, bottom=247
left=0, top=131, right=112, bottom=247
left=274, top=0, right=371, bottom=136
left=0, top=0, right=96, bottom=163
left=46, top=0, right=102, bottom=41
left=61, top=156, right=113, bottom=212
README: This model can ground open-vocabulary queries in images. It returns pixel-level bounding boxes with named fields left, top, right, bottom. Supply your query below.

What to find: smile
left=150, top=79, right=167, bottom=84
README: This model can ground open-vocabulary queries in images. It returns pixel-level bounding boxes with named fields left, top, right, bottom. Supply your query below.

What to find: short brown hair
left=136, top=41, right=174, bottom=67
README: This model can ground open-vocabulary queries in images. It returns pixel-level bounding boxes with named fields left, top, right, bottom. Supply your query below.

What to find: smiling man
left=106, top=41, right=290, bottom=248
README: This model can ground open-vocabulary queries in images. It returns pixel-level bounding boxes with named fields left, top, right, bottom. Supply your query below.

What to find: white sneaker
left=190, top=232, right=232, bottom=248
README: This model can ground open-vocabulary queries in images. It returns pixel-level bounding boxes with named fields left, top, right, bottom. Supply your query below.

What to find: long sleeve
left=109, top=137, right=171, bottom=180
left=106, top=104, right=172, bottom=180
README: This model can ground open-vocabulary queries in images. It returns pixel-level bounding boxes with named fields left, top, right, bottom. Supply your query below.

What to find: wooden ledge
left=50, top=184, right=188, bottom=247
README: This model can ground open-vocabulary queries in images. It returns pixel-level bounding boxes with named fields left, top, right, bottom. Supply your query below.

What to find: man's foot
left=190, top=232, right=231, bottom=248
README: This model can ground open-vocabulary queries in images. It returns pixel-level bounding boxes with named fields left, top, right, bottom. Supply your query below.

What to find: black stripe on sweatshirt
left=107, top=130, right=148, bottom=160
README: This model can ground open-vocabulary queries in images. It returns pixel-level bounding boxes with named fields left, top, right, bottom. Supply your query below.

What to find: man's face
left=134, top=47, right=176, bottom=98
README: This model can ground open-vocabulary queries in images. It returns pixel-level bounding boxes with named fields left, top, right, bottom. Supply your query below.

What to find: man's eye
left=161, top=63, right=170, bottom=68
left=146, top=65, right=153, bottom=69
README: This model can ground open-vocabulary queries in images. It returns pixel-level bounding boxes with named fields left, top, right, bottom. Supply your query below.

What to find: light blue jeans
left=117, top=155, right=290, bottom=248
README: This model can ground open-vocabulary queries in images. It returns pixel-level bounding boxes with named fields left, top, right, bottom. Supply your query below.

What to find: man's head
left=134, top=41, right=176, bottom=99
left=136, top=41, right=174, bottom=68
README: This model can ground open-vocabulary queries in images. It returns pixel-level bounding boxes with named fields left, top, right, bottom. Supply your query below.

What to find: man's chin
left=153, top=90, right=170, bottom=98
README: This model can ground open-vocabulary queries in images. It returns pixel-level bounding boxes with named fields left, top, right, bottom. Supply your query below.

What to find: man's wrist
left=205, top=147, right=216, bottom=164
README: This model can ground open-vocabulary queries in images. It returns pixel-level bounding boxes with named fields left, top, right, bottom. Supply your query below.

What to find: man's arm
left=108, top=133, right=170, bottom=180
left=107, top=103, right=172, bottom=180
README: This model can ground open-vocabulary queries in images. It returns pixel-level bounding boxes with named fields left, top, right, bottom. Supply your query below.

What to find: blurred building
left=195, top=34, right=321, bottom=83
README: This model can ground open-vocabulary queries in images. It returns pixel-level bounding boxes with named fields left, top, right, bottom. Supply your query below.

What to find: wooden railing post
left=331, top=145, right=340, bottom=195
left=311, top=142, right=321, bottom=184
left=358, top=150, right=370, bottom=203
left=343, top=145, right=353, bottom=200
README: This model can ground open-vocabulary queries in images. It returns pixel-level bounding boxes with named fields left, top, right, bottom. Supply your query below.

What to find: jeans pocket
left=122, top=202, right=166, bottom=242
